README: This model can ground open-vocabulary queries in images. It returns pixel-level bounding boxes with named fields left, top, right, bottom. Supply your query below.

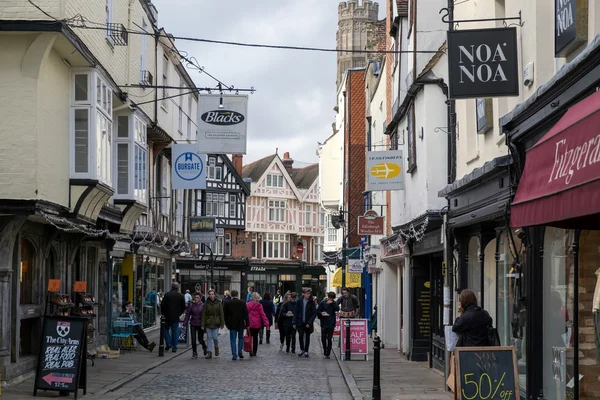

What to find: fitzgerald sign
left=366, top=150, right=404, bottom=191
left=448, top=27, right=519, bottom=99
left=197, top=94, right=248, bottom=154
left=555, top=0, right=588, bottom=56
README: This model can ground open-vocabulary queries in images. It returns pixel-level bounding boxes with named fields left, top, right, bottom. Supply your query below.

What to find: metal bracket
left=439, top=8, right=522, bottom=26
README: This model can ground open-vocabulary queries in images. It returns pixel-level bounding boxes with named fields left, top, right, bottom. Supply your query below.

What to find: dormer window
left=266, top=174, right=284, bottom=188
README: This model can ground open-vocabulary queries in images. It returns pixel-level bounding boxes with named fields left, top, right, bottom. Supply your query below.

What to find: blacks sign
left=454, top=346, right=520, bottom=400
left=448, top=28, right=519, bottom=99
left=34, top=316, right=88, bottom=397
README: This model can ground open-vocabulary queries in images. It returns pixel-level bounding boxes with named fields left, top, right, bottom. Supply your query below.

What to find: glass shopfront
left=179, top=268, right=241, bottom=297
left=248, top=273, right=278, bottom=298
left=135, top=256, right=165, bottom=329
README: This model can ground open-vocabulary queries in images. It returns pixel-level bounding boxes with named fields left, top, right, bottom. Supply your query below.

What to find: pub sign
left=447, top=27, right=519, bottom=99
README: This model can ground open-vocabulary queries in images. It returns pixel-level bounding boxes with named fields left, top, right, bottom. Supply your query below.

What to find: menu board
left=34, top=316, right=87, bottom=397
left=414, top=278, right=431, bottom=340
left=454, top=346, right=519, bottom=400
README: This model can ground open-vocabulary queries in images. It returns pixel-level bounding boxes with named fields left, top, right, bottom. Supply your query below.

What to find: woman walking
left=259, top=292, right=276, bottom=344
left=275, top=292, right=291, bottom=351
left=201, top=289, right=224, bottom=359
left=183, top=292, right=208, bottom=359
left=247, top=292, right=269, bottom=357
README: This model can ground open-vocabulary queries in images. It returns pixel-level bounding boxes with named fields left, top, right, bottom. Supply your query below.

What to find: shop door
left=430, top=254, right=445, bottom=372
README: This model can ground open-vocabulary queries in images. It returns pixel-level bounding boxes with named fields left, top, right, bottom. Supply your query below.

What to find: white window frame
left=178, top=79, right=183, bottom=133
left=229, top=194, right=236, bottom=218
left=187, top=95, right=192, bottom=140
left=268, top=200, right=286, bottom=222
left=207, top=157, right=222, bottom=180
left=140, top=19, right=147, bottom=81
left=160, top=155, right=170, bottom=215
left=266, top=174, right=284, bottom=188
left=176, top=190, right=183, bottom=234
left=161, top=55, right=169, bottom=111
left=302, top=240, right=308, bottom=262
left=262, top=233, right=289, bottom=259
left=326, top=216, right=337, bottom=243
left=105, top=0, right=113, bottom=44
left=114, top=113, right=148, bottom=204
left=313, top=237, right=324, bottom=262
left=70, top=70, right=114, bottom=187
left=305, top=204, right=312, bottom=226
left=225, top=233, right=231, bottom=256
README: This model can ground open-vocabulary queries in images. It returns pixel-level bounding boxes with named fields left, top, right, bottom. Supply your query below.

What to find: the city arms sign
left=448, top=27, right=519, bottom=99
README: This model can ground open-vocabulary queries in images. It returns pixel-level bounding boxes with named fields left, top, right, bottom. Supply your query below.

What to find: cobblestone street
left=95, top=328, right=351, bottom=400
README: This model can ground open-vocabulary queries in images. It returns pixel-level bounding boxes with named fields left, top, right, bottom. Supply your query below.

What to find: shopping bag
left=445, top=325, right=459, bottom=352
left=243, top=328, right=252, bottom=353
left=446, top=353, right=456, bottom=393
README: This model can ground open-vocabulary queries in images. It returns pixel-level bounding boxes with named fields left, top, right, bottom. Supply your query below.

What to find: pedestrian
left=274, top=292, right=291, bottom=351
left=247, top=292, right=269, bottom=357
left=273, top=289, right=283, bottom=306
left=222, top=290, right=232, bottom=306
left=452, top=289, right=493, bottom=347
left=293, top=287, right=317, bottom=357
left=280, top=292, right=298, bottom=354
left=246, top=286, right=254, bottom=303
left=223, top=289, right=250, bottom=361
left=201, top=289, right=225, bottom=359
left=119, top=301, right=156, bottom=352
left=183, top=292, right=208, bottom=359
left=160, top=282, right=186, bottom=353
left=259, top=292, right=275, bottom=344
left=336, top=287, right=360, bottom=318
left=184, top=289, right=192, bottom=306
left=317, top=292, right=339, bottom=359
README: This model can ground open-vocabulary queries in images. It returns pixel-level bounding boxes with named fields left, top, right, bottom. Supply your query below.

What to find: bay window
left=268, top=200, right=286, bottom=222
left=326, top=216, right=337, bottom=243
left=262, top=234, right=289, bottom=259
left=70, top=71, right=114, bottom=187
left=114, top=113, right=148, bottom=203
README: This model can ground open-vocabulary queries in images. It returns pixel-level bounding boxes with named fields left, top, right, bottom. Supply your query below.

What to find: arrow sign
left=42, top=373, right=73, bottom=385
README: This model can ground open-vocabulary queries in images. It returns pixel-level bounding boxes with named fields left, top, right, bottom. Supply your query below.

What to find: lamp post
left=334, top=208, right=358, bottom=290
left=201, top=243, right=214, bottom=291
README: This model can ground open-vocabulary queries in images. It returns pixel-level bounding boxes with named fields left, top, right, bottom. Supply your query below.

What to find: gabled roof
left=289, top=163, right=319, bottom=189
left=241, top=154, right=277, bottom=182
left=219, top=155, right=250, bottom=195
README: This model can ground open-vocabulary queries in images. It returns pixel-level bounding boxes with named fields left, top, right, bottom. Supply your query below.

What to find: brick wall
left=229, top=229, right=252, bottom=259
left=344, top=70, right=366, bottom=248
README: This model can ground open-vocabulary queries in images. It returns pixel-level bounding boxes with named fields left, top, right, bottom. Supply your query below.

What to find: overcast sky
left=152, top=0, right=365, bottom=166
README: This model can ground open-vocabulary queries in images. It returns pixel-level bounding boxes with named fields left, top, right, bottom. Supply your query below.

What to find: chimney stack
left=232, top=154, right=243, bottom=175
left=282, top=152, right=293, bottom=172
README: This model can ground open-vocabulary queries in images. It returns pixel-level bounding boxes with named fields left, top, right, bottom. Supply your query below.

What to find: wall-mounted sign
left=357, top=210, right=385, bottom=235
left=189, top=217, right=216, bottom=244
left=366, top=150, right=405, bottom=191
left=172, top=144, right=206, bottom=190
left=348, top=259, right=363, bottom=273
left=555, top=0, right=588, bottom=56
left=296, top=242, right=304, bottom=255
left=197, top=94, right=248, bottom=154
left=448, top=27, right=519, bottom=99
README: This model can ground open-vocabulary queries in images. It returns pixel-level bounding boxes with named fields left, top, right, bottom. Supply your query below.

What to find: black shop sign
left=555, top=0, right=588, bottom=56
left=448, top=27, right=519, bottom=99
left=34, top=316, right=88, bottom=398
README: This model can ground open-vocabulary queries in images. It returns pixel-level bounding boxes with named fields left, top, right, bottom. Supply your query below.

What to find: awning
left=511, top=90, right=600, bottom=228
left=331, top=267, right=361, bottom=288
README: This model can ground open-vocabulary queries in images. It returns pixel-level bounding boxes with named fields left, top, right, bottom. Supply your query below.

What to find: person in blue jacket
left=293, top=287, right=317, bottom=357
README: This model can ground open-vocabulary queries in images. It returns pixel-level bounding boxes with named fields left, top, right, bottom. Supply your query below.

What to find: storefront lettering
left=549, top=135, right=600, bottom=185
left=556, top=0, right=574, bottom=37
left=250, top=266, right=266, bottom=272
left=458, top=43, right=508, bottom=83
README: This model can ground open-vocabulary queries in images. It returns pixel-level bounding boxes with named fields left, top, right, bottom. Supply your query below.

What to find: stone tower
left=336, top=0, right=380, bottom=88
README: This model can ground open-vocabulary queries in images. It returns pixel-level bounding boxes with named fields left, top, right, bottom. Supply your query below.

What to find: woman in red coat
left=246, top=292, right=269, bottom=357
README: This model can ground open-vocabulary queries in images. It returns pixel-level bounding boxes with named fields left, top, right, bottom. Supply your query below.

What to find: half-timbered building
left=242, top=152, right=327, bottom=299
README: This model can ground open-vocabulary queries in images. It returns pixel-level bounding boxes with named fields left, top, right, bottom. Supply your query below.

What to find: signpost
left=453, top=346, right=519, bottom=400
left=339, top=318, right=369, bottom=360
left=34, top=316, right=88, bottom=398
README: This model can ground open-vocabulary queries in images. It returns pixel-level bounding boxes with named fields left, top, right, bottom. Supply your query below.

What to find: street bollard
left=158, top=315, right=165, bottom=357
left=372, top=335, right=381, bottom=400
left=345, top=319, right=351, bottom=361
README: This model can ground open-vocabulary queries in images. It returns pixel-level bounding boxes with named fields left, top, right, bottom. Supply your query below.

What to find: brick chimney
left=232, top=154, right=243, bottom=174
left=282, top=152, right=294, bottom=172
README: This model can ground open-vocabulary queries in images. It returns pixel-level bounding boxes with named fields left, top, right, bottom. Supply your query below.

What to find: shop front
left=176, top=258, right=245, bottom=298
left=379, top=234, right=404, bottom=350
left=247, top=262, right=327, bottom=301
left=501, top=41, right=600, bottom=400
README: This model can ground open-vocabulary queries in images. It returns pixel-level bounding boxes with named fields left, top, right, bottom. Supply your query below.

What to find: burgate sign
left=447, top=27, right=519, bottom=99
left=171, top=144, right=206, bottom=190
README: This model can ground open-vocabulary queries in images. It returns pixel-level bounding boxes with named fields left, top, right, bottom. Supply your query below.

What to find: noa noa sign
left=448, top=27, right=519, bottom=99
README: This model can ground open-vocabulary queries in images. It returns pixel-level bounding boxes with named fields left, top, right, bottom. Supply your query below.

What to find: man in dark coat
left=160, top=282, right=186, bottom=352
left=293, top=287, right=317, bottom=357
left=317, top=292, right=339, bottom=358
left=223, top=289, right=250, bottom=361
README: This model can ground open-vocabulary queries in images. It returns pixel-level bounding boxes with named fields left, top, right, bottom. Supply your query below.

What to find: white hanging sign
left=172, top=144, right=206, bottom=190
left=197, top=94, right=248, bottom=154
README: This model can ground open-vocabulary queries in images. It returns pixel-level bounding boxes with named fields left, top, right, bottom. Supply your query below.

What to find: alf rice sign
left=448, top=27, right=519, bottom=99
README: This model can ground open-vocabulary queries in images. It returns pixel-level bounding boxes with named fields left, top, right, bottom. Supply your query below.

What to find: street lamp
left=201, top=243, right=215, bottom=291
left=332, top=208, right=358, bottom=289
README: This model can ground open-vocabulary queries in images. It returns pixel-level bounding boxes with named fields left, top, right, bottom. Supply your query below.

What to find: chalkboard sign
left=34, top=315, right=88, bottom=398
left=178, top=321, right=188, bottom=344
left=454, top=346, right=519, bottom=400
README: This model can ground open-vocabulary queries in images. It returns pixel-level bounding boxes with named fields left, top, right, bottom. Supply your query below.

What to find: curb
left=89, top=347, right=192, bottom=399
left=332, top=344, right=364, bottom=400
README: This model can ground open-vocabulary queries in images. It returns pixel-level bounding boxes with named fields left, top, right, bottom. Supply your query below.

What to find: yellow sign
left=424, top=281, right=431, bottom=289
left=370, top=162, right=402, bottom=179
left=331, top=267, right=362, bottom=288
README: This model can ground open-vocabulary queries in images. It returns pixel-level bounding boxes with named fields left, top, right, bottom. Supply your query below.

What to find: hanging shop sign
left=189, top=217, right=216, bottom=244
left=34, top=316, right=88, bottom=397
left=555, top=0, right=588, bottom=56
left=197, top=94, right=248, bottom=154
left=347, top=259, right=363, bottom=273
left=357, top=210, right=385, bottom=235
left=172, top=144, right=206, bottom=190
left=381, top=235, right=404, bottom=258
left=366, top=150, right=404, bottom=191
left=447, top=27, right=519, bottom=99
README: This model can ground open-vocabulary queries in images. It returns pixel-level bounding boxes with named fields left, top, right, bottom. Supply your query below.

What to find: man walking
left=293, top=287, right=317, bottom=357
left=336, top=287, right=360, bottom=318
left=161, top=282, right=186, bottom=352
left=184, top=289, right=192, bottom=306
left=246, top=286, right=254, bottom=303
left=317, top=292, right=339, bottom=359
left=223, top=290, right=249, bottom=361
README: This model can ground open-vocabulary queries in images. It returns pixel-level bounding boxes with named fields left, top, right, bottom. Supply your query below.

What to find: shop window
left=577, top=230, right=600, bottom=400
left=467, top=236, right=481, bottom=305
left=20, top=238, right=36, bottom=305
left=542, top=227, right=575, bottom=400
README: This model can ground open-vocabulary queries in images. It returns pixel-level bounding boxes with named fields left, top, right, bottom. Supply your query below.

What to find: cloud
left=153, top=0, right=340, bottom=164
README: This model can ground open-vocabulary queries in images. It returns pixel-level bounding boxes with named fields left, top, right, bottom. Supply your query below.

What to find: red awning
left=510, top=90, right=600, bottom=228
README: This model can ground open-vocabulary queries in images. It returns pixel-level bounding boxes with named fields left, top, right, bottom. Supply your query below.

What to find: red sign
left=333, top=312, right=341, bottom=336
left=296, top=243, right=304, bottom=254
left=358, top=216, right=385, bottom=235
left=339, top=318, right=369, bottom=356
